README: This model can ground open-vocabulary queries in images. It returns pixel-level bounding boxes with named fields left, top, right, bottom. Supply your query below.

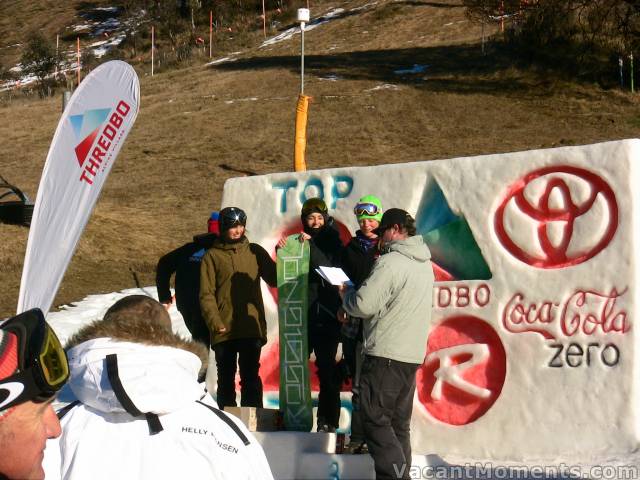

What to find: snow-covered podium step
left=253, top=431, right=446, bottom=479
left=253, top=432, right=344, bottom=479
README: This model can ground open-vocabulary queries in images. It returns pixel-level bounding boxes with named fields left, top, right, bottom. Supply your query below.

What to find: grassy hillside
left=1, top=0, right=639, bottom=318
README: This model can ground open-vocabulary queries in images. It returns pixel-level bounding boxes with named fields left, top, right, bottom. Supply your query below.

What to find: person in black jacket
left=339, top=195, right=383, bottom=454
left=298, top=197, right=344, bottom=432
left=156, top=212, right=219, bottom=350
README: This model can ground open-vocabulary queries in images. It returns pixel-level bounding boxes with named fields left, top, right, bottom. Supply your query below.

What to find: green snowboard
left=277, top=234, right=313, bottom=431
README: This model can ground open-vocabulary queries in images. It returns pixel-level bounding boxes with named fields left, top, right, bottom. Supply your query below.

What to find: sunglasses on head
left=354, top=203, right=380, bottom=217
left=0, top=309, right=69, bottom=412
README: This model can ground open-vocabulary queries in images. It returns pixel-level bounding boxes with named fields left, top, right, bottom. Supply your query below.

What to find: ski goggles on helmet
left=301, top=198, right=328, bottom=217
left=219, top=207, right=247, bottom=231
left=354, top=202, right=381, bottom=217
left=0, top=309, right=69, bottom=412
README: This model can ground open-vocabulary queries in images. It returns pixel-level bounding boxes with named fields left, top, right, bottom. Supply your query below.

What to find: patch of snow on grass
left=206, top=56, right=238, bottom=66
left=260, top=8, right=345, bottom=47
left=394, top=64, right=429, bottom=74
left=367, top=83, right=401, bottom=91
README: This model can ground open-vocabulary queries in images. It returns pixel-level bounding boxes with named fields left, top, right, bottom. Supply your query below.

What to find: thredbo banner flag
left=18, top=60, right=140, bottom=314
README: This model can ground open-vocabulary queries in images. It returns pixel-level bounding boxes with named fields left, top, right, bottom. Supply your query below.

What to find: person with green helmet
left=338, top=195, right=383, bottom=454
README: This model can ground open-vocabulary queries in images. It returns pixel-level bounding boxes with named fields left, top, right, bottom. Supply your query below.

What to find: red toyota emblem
left=417, top=316, right=506, bottom=426
left=494, top=166, right=618, bottom=269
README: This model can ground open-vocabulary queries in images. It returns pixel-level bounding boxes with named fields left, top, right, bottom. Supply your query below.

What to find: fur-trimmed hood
left=65, top=315, right=209, bottom=367
left=64, top=319, right=209, bottom=415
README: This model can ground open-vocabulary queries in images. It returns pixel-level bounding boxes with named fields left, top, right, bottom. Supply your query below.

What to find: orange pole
left=294, top=94, right=310, bottom=172
left=209, top=11, right=213, bottom=58
left=76, top=37, right=81, bottom=86
left=262, top=0, right=267, bottom=38
left=501, top=1, right=504, bottom=33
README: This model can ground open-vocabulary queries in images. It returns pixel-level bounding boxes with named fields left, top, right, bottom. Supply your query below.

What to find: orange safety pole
left=262, top=0, right=267, bottom=38
left=293, top=95, right=310, bottom=172
left=76, top=37, right=81, bottom=85
left=209, top=11, right=213, bottom=58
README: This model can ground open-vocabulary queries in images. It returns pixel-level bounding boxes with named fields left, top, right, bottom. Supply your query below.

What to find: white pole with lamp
left=293, top=8, right=311, bottom=172
left=298, top=8, right=310, bottom=94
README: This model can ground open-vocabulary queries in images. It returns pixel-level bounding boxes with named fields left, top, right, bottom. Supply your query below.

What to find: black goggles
left=0, top=309, right=69, bottom=412
left=219, top=207, right=247, bottom=230
left=301, top=198, right=328, bottom=217
left=353, top=203, right=380, bottom=217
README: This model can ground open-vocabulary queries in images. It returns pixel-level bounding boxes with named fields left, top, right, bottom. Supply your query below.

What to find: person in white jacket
left=44, top=295, right=274, bottom=480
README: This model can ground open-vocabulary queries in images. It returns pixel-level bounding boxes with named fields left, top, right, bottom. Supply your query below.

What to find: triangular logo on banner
left=74, top=127, right=100, bottom=167
left=69, top=108, right=110, bottom=139
left=69, top=108, right=111, bottom=167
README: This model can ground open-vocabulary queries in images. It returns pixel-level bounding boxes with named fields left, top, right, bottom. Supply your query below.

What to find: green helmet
left=353, top=195, right=383, bottom=223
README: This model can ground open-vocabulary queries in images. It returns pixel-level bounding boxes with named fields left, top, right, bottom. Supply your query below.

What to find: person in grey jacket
left=339, top=208, right=433, bottom=480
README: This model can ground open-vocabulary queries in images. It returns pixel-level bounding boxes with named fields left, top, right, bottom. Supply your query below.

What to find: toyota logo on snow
left=417, top=316, right=506, bottom=426
left=494, top=166, right=618, bottom=269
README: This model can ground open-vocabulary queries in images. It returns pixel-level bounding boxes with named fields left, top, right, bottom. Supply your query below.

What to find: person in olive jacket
left=200, top=207, right=276, bottom=408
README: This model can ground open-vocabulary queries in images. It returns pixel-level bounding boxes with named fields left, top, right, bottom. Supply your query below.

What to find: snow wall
left=218, top=139, right=640, bottom=461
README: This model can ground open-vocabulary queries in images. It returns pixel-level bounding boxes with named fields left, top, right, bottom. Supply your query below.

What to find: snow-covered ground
left=46, top=286, right=187, bottom=346
left=260, top=8, right=346, bottom=48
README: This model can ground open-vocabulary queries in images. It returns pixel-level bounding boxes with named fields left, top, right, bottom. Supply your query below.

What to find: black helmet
left=219, top=207, right=247, bottom=231
left=301, top=197, right=328, bottom=218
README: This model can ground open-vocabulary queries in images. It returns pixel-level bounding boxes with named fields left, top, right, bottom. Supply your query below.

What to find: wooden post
left=151, top=26, right=155, bottom=76
left=209, top=10, right=213, bottom=58
left=619, top=57, right=624, bottom=88
left=76, top=37, right=81, bottom=86
left=501, top=1, right=505, bottom=33
left=55, top=34, right=59, bottom=76
left=631, top=53, right=635, bottom=93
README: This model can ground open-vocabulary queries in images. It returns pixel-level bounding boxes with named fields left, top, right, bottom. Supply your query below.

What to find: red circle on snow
left=494, top=166, right=618, bottom=269
left=417, top=316, right=506, bottom=426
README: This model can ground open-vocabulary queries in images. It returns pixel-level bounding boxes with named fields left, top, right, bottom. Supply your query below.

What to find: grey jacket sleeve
left=342, top=255, right=395, bottom=319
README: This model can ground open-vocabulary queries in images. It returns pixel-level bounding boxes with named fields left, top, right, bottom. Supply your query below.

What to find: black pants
left=309, top=334, right=341, bottom=429
left=179, top=305, right=210, bottom=350
left=360, top=355, right=420, bottom=480
left=343, top=336, right=364, bottom=443
left=213, top=338, right=263, bottom=408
